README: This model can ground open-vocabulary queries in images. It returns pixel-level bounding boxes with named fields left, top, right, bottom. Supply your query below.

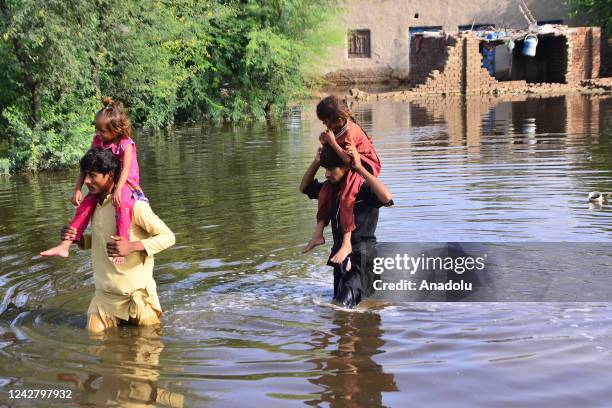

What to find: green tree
left=177, top=0, right=342, bottom=121
left=567, top=0, right=612, bottom=34
left=0, top=0, right=342, bottom=173
left=0, top=0, right=95, bottom=171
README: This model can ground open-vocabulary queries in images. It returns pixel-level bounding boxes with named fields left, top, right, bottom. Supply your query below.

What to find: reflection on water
left=0, top=94, right=611, bottom=407
left=58, top=326, right=184, bottom=407
left=369, top=94, right=611, bottom=241
left=306, top=310, right=398, bottom=408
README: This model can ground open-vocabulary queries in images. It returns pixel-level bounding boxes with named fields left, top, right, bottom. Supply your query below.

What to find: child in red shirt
left=303, top=95, right=381, bottom=263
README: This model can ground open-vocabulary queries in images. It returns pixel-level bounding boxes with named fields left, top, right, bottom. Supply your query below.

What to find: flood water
left=0, top=94, right=611, bottom=407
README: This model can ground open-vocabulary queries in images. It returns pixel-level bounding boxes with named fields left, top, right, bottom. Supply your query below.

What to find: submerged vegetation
left=0, top=0, right=342, bottom=172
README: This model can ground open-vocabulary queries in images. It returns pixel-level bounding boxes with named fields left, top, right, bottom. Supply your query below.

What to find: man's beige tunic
left=82, top=195, right=175, bottom=323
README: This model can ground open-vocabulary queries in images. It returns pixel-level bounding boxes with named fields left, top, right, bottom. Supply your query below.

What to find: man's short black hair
left=79, top=148, right=120, bottom=182
left=319, top=144, right=346, bottom=169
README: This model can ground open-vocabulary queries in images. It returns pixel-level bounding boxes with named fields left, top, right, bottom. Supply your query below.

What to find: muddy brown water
left=0, top=95, right=611, bottom=407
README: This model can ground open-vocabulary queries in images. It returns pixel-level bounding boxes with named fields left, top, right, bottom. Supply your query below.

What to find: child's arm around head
left=347, top=145, right=392, bottom=204
left=323, top=129, right=352, bottom=165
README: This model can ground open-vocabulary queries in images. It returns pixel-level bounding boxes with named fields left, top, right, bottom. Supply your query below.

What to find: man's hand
left=106, top=235, right=135, bottom=257
left=314, top=147, right=322, bottom=164
left=345, top=144, right=362, bottom=170
left=112, top=188, right=122, bottom=208
left=61, top=225, right=78, bottom=242
left=60, top=225, right=85, bottom=249
left=60, top=225, right=83, bottom=247
left=71, top=190, right=82, bottom=207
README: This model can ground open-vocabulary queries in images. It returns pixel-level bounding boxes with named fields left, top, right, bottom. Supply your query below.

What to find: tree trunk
left=8, top=37, right=41, bottom=127
left=30, top=82, right=41, bottom=127
left=73, top=2, right=102, bottom=98
left=92, top=0, right=104, bottom=99
left=264, top=101, right=272, bottom=120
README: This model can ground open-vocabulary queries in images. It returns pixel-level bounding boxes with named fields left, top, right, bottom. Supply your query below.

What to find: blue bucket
left=522, top=34, right=538, bottom=57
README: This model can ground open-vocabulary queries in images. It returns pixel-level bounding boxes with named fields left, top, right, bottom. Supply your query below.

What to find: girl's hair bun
left=101, top=96, right=115, bottom=108
left=95, top=96, right=132, bottom=139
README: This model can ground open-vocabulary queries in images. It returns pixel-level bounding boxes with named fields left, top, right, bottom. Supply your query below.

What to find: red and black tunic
left=317, top=119, right=382, bottom=233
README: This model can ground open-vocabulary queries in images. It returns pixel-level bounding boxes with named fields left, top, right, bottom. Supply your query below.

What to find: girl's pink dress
left=70, top=135, right=144, bottom=242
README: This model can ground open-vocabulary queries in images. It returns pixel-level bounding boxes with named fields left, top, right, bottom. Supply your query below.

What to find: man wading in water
left=58, top=148, right=175, bottom=333
left=300, top=144, right=393, bottom=308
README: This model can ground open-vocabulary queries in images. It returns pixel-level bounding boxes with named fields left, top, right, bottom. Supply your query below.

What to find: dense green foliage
left=0, top=0, right=342, bottom=172
left=567, top=0, right=612, bottom=34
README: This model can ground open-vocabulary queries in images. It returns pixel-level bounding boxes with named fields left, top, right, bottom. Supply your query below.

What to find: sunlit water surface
left=0, top=94, right=611, bottom=407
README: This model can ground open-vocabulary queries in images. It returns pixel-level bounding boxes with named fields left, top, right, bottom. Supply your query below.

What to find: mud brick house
left=410, top=27, right=601, bottom=95
left=321, top=0, right=605, bottom=86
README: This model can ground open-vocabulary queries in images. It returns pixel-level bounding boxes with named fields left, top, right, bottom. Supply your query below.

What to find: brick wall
left=600, top=34, right=612, bottom=77
left=566, top=27, right=601, bottom=82
left=464, top=36, right=498, bottom=94
left=407, top=29, right=602, bottom=96
left=409, top=35, right=457, bottom=86
left=409, top=33, right=523, bottom=96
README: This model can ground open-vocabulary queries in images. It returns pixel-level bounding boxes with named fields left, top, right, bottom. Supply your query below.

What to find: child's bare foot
left=40, top=240, right=71, bottom=258
left=302, top=236, right=325, bottom=253
left=331, top=242, right=352, bottom=264
left=303, top=220, right=326, bottom=253
left=112, top=256, right=125, bottom=265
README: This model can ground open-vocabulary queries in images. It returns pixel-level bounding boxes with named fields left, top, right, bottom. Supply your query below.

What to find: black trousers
left=331, top=242, right=378, bottom=309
